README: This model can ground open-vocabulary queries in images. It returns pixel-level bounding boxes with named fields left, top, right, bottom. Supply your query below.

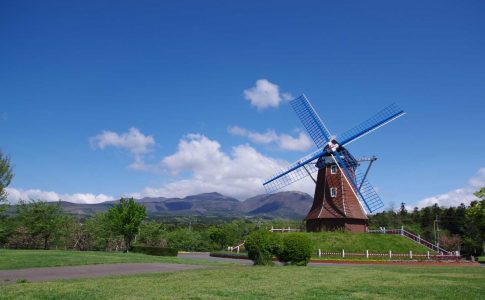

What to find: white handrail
left=368, top=228, right=452, bottom=255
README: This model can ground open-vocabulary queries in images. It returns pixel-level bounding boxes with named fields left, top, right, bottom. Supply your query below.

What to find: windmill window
left=331, top=165, right=337, bottom=174
left=330, top=187, right=337, bottom=197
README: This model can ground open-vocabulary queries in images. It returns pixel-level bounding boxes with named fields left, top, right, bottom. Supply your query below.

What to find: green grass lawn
left=478, top=256, right=484, bottom=263
left=1, top=265, right=484, bottom=299
left=0, top=249, right=223, bottom=270
left=294, top=232, right=433, bottom=254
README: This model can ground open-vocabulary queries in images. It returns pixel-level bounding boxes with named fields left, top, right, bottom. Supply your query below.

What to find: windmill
left=263, top=95, right=405, bottom=232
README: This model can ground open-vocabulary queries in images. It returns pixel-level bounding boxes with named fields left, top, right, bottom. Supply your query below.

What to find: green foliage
left=0, top=216, right=15, bottom=245
left=368, top=194, right=485, bottom=256
left=209, top=251, right=249, bottom=259
left=165, top=228, right=211, bottom=251
left=474, top=188, right=485, bottom=201
left=208, top=219, right=258, bottom=250
left=106, top=198, right=146, bottom=251
left=14, top=201, right=67, bottom=249
left=245, top=229, right=281, bottom=265
left=136, top=221, right=166, bottom=247
left=464, top=199, right=485, bottom=256
left=0, top=150, right=13, bottom=213
left=278, top=233, right=313, bottom=266
left=131, top=246, right=178, bottom=256
left=83, top=212, right=123, bottom=251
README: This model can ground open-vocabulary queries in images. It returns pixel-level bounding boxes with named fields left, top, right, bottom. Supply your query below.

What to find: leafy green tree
left=85, top=212, right=122, bottom=251
left=16, top=200, right=67, bottom=249
left=0, top=151, right=13, bottom=214
left=165, top=228, right=211, bottom=251
left=208, top=226, right=226, bottom=249
left=106, top=198, right=146, bottom=252
left=137, top=221, right=166, bottom=247
left=475, top=188, right=485, bottom=201
left=464, top=192, right=485, bottom=256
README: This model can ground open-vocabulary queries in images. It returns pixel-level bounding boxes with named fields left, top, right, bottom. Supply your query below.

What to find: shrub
left=131, top=246, right=178, bottom=256
left=245, top=229, right=281, bottom=265
left=278, top=233, right=313, bottom=266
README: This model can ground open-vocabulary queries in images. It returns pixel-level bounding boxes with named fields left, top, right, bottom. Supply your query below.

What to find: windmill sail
left=355, top=168, right=384, bottom=213
left=290, top=95, right=332, bottom=149
left=263, top=149, right=321, bottom=193
left=338, top=103, right=405, bottom=147
left=330, top=152, right=383, bottom=214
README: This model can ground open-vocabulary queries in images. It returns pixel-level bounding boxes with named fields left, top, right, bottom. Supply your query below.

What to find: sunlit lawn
left=1, top=264, right=484, bottom=299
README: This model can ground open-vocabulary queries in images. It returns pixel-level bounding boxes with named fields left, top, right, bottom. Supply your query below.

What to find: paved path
left=178, top=252, right=253, bottom=265
left=0, top=263, right=206, bottom=285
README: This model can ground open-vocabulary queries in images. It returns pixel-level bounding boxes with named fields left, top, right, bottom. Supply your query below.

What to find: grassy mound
left=284, top=232, right=434, bottom=254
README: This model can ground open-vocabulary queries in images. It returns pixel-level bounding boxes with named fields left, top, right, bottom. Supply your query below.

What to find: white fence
left=316, top=249, right=460, bottom=260
left=227, top=241, right=245, bottom=253
left=269, top=226, right=301, bottom=233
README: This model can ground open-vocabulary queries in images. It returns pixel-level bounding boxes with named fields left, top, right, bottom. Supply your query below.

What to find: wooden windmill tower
left=263, top=95, right=405, bottom=232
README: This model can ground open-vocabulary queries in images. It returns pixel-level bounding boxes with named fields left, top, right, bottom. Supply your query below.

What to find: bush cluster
left=245, top=231, right=314, bottom=266
left=131, top=246, right=178, bottom=256
left=245, top=229, right=281, bottom=265
left=278, top=233, right=313, bottom=266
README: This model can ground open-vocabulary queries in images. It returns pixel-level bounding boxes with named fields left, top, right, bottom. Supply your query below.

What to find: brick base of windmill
left=305, top=155, right=368, bottom=233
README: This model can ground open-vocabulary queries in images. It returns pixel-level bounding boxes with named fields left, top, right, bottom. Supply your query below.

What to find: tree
left=16, top=200, right=67, bottom=249
left=464, top=195, right=485, bottom=256
left=137, top=221, right=166, bottom=247
left=166, top=228, right=210, bottom=251
left=85, top=212, right=122, bottom=251
left=0, top=151, right=13, bottom=214
left=475, top=187, right=485, bottom=201
left=106, top=198, right=146, bottom=252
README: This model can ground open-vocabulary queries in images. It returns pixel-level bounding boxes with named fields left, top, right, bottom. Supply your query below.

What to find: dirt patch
left=0, top=263, right=207, bottom=285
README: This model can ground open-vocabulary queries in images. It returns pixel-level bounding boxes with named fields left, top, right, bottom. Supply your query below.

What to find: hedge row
left=131, top=246, right=178, bottom=256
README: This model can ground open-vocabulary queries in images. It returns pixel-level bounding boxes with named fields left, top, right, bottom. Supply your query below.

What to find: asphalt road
left=0, top=263, right=206, bottom=285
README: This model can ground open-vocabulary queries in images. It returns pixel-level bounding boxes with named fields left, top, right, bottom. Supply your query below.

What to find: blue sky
left=1, top=1, right=484, bottom=208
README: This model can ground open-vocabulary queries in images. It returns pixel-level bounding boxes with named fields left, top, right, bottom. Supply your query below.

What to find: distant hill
left=27, top=191, right=313, bottom=219
left=241, top=191, right=313, bottom=219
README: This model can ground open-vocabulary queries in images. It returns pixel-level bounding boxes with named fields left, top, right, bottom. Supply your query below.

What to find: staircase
left=367, top=227, right=455, bottom=255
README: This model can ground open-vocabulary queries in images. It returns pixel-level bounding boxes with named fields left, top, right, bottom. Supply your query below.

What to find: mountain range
left=54, top=191, right=313, bottom=219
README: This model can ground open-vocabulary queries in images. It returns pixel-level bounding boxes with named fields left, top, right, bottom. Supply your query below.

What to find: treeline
left=0, top=198, right=299, bottom=252
left=1, top=193, right=483, bottom=257
left=369, top=188, right=485, bottom=256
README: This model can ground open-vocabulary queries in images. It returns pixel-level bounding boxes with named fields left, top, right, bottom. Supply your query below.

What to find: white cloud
left=228, top=126, right=312, bottom=152
left=90, top=127, right=156, bottom=168
left=6, top=134, right=316, bottom=204
left=137, top=134, right=315, bottom=199
left=5, top=187, right=115, bottom=204
left=243, top=79, right=293, bottom=110
left=415, top=167, right=485, bottom=208
left=278, top=132, right=313, bottom=151
left=90, top=127, right=155, bottom=158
